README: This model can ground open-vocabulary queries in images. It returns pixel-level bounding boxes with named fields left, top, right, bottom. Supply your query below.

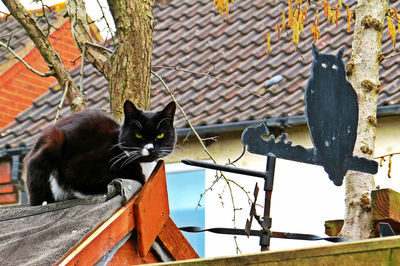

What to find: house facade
left=0, top=0, right=399, bottom=257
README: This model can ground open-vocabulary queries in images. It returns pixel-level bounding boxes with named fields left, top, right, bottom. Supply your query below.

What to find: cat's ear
left=336, top=47, right=345, bottom=59
left=161, top=101, right=176, bottom=122
left=123, top=100, right=139, bottom=117
left=312, top=44, right=320, bottom=59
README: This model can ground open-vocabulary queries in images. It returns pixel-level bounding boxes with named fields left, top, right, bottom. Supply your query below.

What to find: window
left=165, top=163, right=205, bottom=258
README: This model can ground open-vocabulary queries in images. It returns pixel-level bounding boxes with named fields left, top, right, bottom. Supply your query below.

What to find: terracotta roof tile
left=1, top=0, right=400, bottom=149
left=0, top=12, right=60, bottom=67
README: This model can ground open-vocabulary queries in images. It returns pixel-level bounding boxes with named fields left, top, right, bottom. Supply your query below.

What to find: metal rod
left=261, top=156, right=276, bottom=252
left=181, top=159, right=266, bottom=178
left=179, top=226, right=348, bottom=243
left=264, top=156, right=276, bottom=219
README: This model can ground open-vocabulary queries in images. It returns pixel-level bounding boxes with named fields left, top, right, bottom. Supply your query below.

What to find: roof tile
left=1, top=0, right=400, bottom=148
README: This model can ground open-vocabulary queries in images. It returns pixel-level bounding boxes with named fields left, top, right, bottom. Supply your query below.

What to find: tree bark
left=107, top=0, right=155, bottom=122
left=67, top=0, right=155, bottom=122
left=340, top=0, right=389, bottom=240
left=3, top=0, right=87, bottom=113
left=66, top=0, right=112, bottom=77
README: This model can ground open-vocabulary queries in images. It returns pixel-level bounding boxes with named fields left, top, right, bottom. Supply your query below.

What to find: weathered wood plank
left=151, top=236, right=400, bottom=265
left=372, top=188, right=400, bottom=233
left=372, top=188, right=400, bottom=220
left=325, top=220, right=344, bottom=237
left=133, top=161, right=170, bottom=257
left=108, top=235, right=159, bottom=265
left=58, top=196, right=137, bottom=266
left=326, top=189, right=400, bottom=237
left=157, top=217, right=199, bottom=261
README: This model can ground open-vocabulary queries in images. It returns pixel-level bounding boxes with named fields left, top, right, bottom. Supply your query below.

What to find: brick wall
left=0, top=159, right=18, bottom=205
left=0, top=19, right=82, bottom=129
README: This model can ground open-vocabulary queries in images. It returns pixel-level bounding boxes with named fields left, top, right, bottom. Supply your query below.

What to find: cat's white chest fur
left=140, top=161, right=158, bottom=181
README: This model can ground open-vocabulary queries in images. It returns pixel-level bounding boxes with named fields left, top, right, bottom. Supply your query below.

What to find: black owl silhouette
left=305, top=44, right=358, bottom=186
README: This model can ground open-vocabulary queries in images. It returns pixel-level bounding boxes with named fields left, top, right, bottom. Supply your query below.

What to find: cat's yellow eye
left=156, top=133, right=164, bottom=139
left=136, top=133, right=143, bottom=139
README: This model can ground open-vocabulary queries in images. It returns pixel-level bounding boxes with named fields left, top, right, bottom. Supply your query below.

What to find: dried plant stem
left=151, top=70, right=240, bottom=225
left=0, top=40, right=55, bottom=77
left=152, top=65, right=269, bottom=102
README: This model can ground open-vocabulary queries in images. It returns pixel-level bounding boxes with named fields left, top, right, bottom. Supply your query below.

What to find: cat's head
left=119, top=100, right=176, bottom=162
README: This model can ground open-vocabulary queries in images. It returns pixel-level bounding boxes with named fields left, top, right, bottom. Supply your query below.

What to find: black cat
left=24, top=100, right=176, bottom=205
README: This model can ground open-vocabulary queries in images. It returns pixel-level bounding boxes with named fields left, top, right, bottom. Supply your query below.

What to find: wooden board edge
left=57, top=196, right=137, bottom=265
left=157, top=217, right=199, bottom=261
left=133, top=160, right=170, bottom=257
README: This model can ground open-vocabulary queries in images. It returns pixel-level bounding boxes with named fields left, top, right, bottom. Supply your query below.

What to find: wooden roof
left=58, top=161, right=198, bottom=265
left=0, top=161, right=197, bottom=264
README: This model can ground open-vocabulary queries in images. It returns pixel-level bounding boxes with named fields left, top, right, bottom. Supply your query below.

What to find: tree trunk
left=107, top=0, right=155, bottom=122
left=340, top=0, right=388, bottom=240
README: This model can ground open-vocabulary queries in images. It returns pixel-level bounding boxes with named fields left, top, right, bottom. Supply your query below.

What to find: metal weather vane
left=181, top=45, right=380, bottom=251
left=242, top=44, right=378, bottom=186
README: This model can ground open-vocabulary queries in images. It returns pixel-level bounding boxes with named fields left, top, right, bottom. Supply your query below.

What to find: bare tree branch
left=38, top=0, right=57, bottom=37
left=0, top=40, right=55, bottom=77
left=3, top=0, right=87, bottom=112
left=66, top=0, right=111, bottom=78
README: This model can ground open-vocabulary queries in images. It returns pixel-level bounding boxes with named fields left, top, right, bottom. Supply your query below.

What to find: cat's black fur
left=24, top=100, right=176, bottom=205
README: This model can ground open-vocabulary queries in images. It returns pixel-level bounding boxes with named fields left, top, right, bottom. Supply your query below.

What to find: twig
left=0, top=33, right=13, bottom=47
left=80, top=45, right=86, bottom=94
left=95, top=0, right=116, bottom=45
left=85, top=41, right=113, bottom=53
left=201, top=136, right=219, bottom=142
left=152, top=65, right=270, bottom=103
left=0, top=40, right=54, bottom=77
left=374, top=152, right=400, bottom=159
left=152, top=71, right=218, bottom=163
left=151, top=70, right=240, bottom=224
left=382, top=52, right=400, bottom=60
left=39, top=0, right=56, bottom=37
left=234, top=236, right=242, bottom=254
left=0, top=11, right=10, bottom=18
left=226, top=178, right=253, bottom=204
left=54, top=81, right=69, bottom=124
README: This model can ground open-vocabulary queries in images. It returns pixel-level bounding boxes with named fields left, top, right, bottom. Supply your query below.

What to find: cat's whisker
left=108, top=142, right=126, bottom=151
left=121, top=154, right=141, bottom=168
left=109, top=152, right=126, bottom=163
left=120, top=146, right=141, bottom=151
left=109, top=148, right=141, bottom=166
left=109, top=150, right=141, bottom=169
left=110, top=154, right=129, bottom=169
